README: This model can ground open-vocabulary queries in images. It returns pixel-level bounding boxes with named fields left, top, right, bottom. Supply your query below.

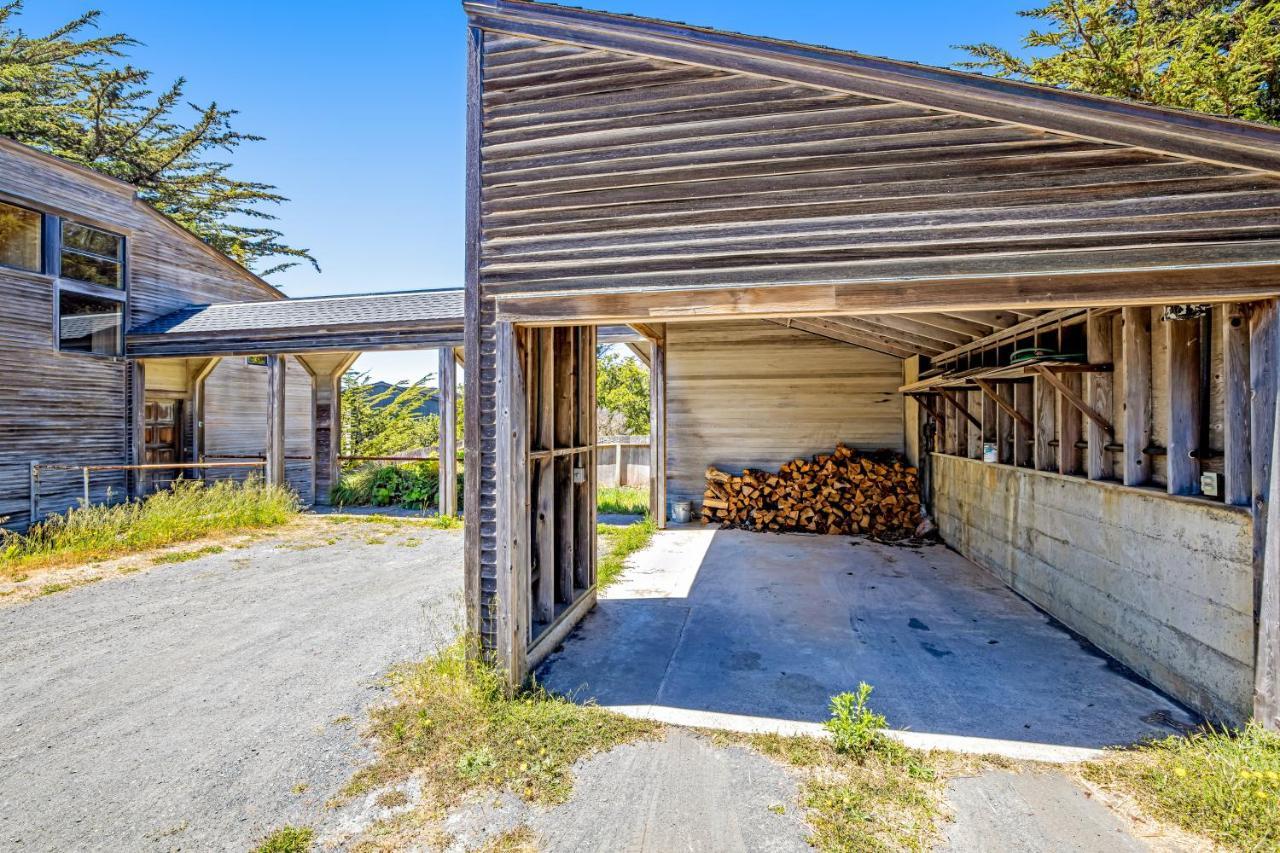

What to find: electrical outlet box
left=1200, top=472, right=1222, bottom=498
left=573, top=467, right=586, bottom=485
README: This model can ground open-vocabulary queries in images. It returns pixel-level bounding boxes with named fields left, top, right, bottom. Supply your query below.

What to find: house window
left=60, top=220, right=124, bottom=288
left=58, top=291, right=123, bottom=356
left=0, top=200, right=42, bottom=272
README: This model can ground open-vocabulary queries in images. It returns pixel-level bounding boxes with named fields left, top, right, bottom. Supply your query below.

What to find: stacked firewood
left=700, top=445, right=922, bottom=540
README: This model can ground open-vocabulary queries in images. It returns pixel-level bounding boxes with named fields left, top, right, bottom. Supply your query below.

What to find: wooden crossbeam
left=973, top=379, right=1033, bottom=430
left=939, top=390, right=982, bottom=429
left=1032, top=365, right=1114, bottom=435
left=911, top=393, right=947, bottom=425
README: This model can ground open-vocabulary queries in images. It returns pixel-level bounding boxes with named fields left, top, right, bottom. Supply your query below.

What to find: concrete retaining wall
left=931, top=453, right=1255, bottom=724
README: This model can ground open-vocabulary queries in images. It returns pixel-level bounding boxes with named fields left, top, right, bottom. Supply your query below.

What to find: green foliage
left=253, top=825, right=314, bottom=853
left=1084, top=722, right=1280, bottom=850
left=0, top=3, right=315, bottom=274
left=0, top=479, right=297, bottom=577
left=596, top=485, right=649, bottom=515
left=825, top=683, right=889, bottom=757
left=343, top=639, right=659, bottom=810
left=330, top=461, right=464, bottom=512
left=597, top=518, right=657, bottom=588
left=957, top=0, right=1280, bottom=125
left=597, top=349, right=650, bottom=435
left=341, top=371, right=460, bottom=460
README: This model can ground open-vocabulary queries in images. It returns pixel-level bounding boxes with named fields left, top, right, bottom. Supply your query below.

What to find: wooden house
left=461, top=0, right=1280, bottom=729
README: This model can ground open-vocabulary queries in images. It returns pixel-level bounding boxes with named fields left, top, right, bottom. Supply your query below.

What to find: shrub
left=825, top=683, right=889, bottom=758
left=331, top=461, right=464, bottom=512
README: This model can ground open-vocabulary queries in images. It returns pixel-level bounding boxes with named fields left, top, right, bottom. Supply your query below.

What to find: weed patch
left=151, top=545, right=224, bottom=565
left=331, top=461, right=463, bottom=512
left=597, top=485, right=648, bottom=515
left=343, top=639, right=659, bottom=816
left=0, top=480, right=297, bottom=578
left=597, top=518, right=656, bottom=589
left=1084, top=722, right=1280, bottom=850
left=253, top=825, right=313, bottom=853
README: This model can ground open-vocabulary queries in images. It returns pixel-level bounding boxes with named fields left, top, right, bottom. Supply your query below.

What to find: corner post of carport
left=1256, top=299, right=1280, bottom=731
left=304, top=352, right=358, bottom=506
left=438, top=346, right=458, bottom=517
left=128, top=359, right=147, bottom=498
left=630, top=322, right=667, bottom=527
left=264, top=354, right=287, bottom=488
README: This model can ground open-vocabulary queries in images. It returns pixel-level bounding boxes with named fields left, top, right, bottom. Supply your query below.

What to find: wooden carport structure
left=127, top=289, right=467, bottom=512
left=462, top=0, right=1280, bottom=729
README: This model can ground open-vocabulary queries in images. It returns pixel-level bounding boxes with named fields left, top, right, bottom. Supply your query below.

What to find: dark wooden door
left=143, top=399, right=182, bottom=492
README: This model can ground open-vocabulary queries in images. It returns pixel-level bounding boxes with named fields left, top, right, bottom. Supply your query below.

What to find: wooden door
left=143, top=399, right=182, bottom=492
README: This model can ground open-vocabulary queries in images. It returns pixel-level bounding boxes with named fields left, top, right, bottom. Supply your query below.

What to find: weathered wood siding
left=0, top=140, right=285, bottom=528
left=665, top=321, right=904, bottom=505
left=204, top=358, right=315, bottom=503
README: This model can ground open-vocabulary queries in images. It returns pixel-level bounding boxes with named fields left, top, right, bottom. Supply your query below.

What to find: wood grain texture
left=663, top=320, right=904, bottom=505
left=1224, top=305, right=1251, bottom=506
left=1123, top=308, right=1153, bottom=486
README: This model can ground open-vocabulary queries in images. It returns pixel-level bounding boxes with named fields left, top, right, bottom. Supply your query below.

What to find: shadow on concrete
left=538, top=527, right=1196, bottom=752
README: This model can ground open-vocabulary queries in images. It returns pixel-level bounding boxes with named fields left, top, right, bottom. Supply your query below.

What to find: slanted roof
left=127, top=289, right=465, bottom=357
left=465, top=0, right=1280, bottom=174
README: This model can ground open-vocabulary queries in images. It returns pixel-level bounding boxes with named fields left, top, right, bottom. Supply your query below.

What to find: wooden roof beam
left=817, top=316, right=948, bottom=355
left=768, top=318, right=916, bottom=359
left=855, top=313, right=972, bottom=347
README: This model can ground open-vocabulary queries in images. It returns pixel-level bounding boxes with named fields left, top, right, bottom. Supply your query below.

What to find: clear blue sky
left=21, top=1, right=1032, bottom=382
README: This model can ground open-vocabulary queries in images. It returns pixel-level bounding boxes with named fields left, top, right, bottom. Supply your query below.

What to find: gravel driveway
left=0, top=518, right=462, bottom=852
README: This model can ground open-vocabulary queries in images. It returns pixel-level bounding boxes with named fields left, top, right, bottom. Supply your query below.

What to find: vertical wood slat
left=1057, top=372, right=1082, bottom=475
left=1166, top=315, right=1202, bottom=496
left=1086, top=310, right=1115, bottom=480
left=534, top=328, right=555, bottom=624
left=128, top=360, right=146, bottom=497
left=1033, top=376, right=1056, bottom=471
left=1224, top=304, right=1251, bottom=507
left=1256, top=298, right=1280, bottom=730
left=967, top=391, right=982, bottom=459
left=462, top=23, right=484, bottom=651
left=264, top=354, right=286, bottom=487
left=554, top=326, right=576, bottom=603
left=190, top=357, right=220, bottom=475
left=573, top=327, right=593, bottom=591
left=649, top=325, right=668, bottom=526
left=996, top=383, right=1014, bottom=465
left=586, top=326, right=599, bottom=587
left=1122, top=307, right=1152, bottom=486
left=1251, top=300, right=1279, bottom=654
left=980, top=384, right=997, bottom=462
left=1013, top=382, right=1033, bottom=467
left=438, top=347, right=459, bottom=517
left=493, top=321, right=528, bottom=680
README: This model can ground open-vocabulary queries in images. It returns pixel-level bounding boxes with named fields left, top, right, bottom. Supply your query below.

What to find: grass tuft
left=596, top=485, right=648, bottom=515
left=0, top=479, right=297, bottom=578
left=1083, top=721, right=1280, bottom=850
left=151, top=545, right=224, bottom=565
left=597, top=518, right=656, bottom=589
left=253, top=825, right=313, bottom=853
left=343, top=638, right=660, bottom=813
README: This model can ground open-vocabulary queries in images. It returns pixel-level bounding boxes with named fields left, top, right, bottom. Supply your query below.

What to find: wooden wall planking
left=664, top=320, right=904, bottom=505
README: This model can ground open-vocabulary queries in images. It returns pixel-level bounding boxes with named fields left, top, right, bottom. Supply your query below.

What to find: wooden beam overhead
left=770, top=318, right=918, bottom=358
left=973, top=378, right=1033, bottom=430
left=832, top=314, right=965, bottom=349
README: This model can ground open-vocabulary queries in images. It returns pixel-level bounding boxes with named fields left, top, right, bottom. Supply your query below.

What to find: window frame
left=58, top=218, right=126, bottom=290
left=0, top=197, right=47, bottom=276
left=53, top=218, right=128, bottom=360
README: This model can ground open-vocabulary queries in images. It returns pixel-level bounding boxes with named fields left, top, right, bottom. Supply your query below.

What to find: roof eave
left=464, top=0, right=1280, bottom=176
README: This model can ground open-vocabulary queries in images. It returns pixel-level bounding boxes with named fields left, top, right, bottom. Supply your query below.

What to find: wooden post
left=980, top=381, right=997, bottom=462
left=312, top=354, right=356, bottom=506
left=1166, top=314, right=1202, bottom=496
left=1033, top=375, right=1056, bottom=471
left=534, top=328, right=555, bottom=625
left=1258, top=302, right=1280, bottom=729
left=265, top=354, right=286, bottom=488
left=1122, top=307, right=1152, bottom=486
left=1224, top=305, right=1251, bottom=507
left=438, top=347, right=458, bottom=517
left=1252, top=300, right=1279, bottom=666
left=1086, top=310, right=1115, bottom=480
left=554, top=327, right=576, bottom=603
left=613, top=440, right=625, bottom=486
left=967, top=391, right=983, bottom=459
left=997, top=383, right=1014, bottom=465
left=1013, top=382, right=1033, bottom=467
left=649, top=326, right=667, bottom=527
left=575, top=326, right=596, bottom=590
left=1057, top=371, right=1083, bottom=475
left=129, top=360, right=146, bottom=498
left=190, top=357, right=221, bottom=480
left=493, top=321, right=529, bottom=682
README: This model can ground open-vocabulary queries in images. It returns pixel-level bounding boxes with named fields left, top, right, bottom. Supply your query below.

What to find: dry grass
left=1083, top=722, right=1280, bottom=851
left=0, top=480, right=297, bottom=578
left=342, top=638, right=660, bottom=823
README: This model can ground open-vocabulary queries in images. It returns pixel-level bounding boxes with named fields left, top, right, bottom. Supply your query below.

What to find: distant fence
left=597, top=436, right=650, bottom=488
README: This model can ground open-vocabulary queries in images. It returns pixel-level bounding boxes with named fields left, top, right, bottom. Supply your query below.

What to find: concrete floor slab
left=538, top=528, right=1196, bottom=755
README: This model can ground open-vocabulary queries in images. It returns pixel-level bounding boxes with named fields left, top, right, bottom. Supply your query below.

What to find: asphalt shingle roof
left=130, top=289, right=464, bottom=337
